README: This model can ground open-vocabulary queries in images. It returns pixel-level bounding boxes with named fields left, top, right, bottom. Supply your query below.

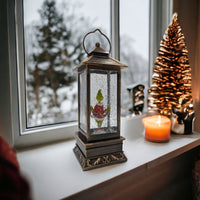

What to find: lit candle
left=142, top=115, right=171, bottom=142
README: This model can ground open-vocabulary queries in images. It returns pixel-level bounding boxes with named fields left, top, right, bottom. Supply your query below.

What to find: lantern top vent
left=74, top=29, right=128, bottom=71
left=89, top=42, right=109, bottom=57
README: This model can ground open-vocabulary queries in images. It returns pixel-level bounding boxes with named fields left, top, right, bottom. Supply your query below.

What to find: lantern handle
left=83, top=29, right=111, bottom=56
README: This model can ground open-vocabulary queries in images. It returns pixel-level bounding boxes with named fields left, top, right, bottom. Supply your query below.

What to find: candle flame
left=157, top=115, right=161, bottom=126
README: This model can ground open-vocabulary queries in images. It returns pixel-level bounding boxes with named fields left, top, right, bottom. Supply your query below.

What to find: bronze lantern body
left=73, top=29, right=127, bottom=170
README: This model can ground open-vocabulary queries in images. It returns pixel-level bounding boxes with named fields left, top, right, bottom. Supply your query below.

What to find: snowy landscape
left=23, top=0, right=149, bottom=127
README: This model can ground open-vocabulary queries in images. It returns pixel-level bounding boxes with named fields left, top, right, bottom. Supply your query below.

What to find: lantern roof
left=74, top=43, right=128, bottom=71
left=89, top=42, right=109, bottom=57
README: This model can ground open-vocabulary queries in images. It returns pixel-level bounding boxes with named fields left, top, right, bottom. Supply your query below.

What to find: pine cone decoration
left=148, top=14, right=193, bottom=117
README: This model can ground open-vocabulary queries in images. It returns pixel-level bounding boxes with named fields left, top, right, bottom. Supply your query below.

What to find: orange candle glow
left=142, top=115, right=171, bottom=142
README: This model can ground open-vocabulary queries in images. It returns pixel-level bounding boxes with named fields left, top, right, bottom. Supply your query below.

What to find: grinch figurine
left=90, top=89, right=110, bottom=130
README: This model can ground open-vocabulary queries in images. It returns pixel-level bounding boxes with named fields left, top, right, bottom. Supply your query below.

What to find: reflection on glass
left=120, top=0, right=149, bottom=113
left=23, top=0, right=110, bottom=127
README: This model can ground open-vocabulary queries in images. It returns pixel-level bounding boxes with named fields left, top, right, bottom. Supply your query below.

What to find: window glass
left=120, top=0, right=149, bottom=113
left=23, top=0, right=110, bottom=128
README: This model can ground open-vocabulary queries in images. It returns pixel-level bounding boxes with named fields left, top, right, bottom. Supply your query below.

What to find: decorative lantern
left=73, top=29, right=127, bottom=171
left=127, top=83, right=145, bottom=115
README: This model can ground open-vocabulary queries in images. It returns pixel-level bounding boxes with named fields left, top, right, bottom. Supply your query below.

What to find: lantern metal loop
left=82, top=29, right=112, bottom=56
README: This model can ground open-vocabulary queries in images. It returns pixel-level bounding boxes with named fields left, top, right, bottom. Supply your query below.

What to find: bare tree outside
left=120, top=0, right=149, bottom=111
left=121, top=37, right=148, bottom=109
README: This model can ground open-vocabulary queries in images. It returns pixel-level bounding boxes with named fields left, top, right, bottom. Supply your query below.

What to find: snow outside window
left=22, top=0, right=149, bottom=131
left=23, top=0, right=110, bottom=128
left=120, top=0, right=149, bottom=112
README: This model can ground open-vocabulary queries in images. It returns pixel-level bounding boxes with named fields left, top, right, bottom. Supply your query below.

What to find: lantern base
left=73, top=133, right=127, bottom=171
left=73, top=146, right=127, bottom=171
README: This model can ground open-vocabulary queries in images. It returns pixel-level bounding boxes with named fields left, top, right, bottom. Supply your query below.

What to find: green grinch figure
left=90, top=89, right=110, bottom=129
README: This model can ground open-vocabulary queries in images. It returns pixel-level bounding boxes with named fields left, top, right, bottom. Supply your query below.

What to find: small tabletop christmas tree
left=148, top=13, right=193, bottom=117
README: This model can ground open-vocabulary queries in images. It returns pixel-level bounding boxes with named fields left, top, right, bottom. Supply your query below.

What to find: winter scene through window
left=120, top=0, right=149, bottom=114
left=23, top=0, right=149, bottom=128
left=23, top=0, right=110, bottom=127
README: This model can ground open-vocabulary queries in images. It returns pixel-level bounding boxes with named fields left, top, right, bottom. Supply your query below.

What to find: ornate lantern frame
left=73, top=29, right=127, bottom=170
left=77, top=66, right=121, bottom=142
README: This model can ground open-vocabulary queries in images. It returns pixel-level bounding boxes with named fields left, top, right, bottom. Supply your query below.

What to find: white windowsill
left=16, top=116, right=200, bottom=200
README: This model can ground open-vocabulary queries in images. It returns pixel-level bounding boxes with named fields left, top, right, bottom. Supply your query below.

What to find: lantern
left=73, top=29, right=127, bottom=170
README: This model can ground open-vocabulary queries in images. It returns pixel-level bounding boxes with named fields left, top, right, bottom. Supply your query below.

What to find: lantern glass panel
left=90, top=69, right=118, bottom=135
left=80, top=70, right=87, bottom=133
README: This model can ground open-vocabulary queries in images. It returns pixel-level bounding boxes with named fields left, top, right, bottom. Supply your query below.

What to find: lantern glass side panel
left=79, top=70, right=87, bottom=133
left=90, top=69, right=118, bottom=135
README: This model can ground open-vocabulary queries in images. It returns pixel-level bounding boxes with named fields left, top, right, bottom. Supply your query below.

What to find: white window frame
left=2, top=0, right=172, bottom=148
left=149, top=0, right=173, bottom=85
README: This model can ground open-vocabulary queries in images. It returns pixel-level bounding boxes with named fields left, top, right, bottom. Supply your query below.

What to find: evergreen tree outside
left=24, top=0, right=148, bottom=127
left=27, top=0, right=85, bottom=126
left=148, top=14, right=193, bottom=117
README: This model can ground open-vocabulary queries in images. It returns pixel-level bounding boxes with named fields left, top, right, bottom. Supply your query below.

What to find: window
left=1, top=0, right=172, bottom=147
left=120, top=0, right=149, bottom=111
left=22, top=0, right=110, bottom=128
left=22, top=0, right=149, bottom=131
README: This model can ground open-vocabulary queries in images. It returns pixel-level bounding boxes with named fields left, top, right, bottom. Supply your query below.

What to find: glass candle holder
left=142, top=115, right=171, bottom=142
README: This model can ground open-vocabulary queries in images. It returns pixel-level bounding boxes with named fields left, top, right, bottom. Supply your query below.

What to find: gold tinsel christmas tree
left=148, top=14, right=193, bottom=117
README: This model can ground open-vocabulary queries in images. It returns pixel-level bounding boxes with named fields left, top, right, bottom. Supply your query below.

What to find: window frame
left=2, top=0, right=172, bottom=148
left=149, top=0, right=173, bottom=86
left=13, top=0, right=78, bottom=148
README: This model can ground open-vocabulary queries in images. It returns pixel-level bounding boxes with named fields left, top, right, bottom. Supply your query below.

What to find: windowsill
left=16, top=116, right=200, bottom=200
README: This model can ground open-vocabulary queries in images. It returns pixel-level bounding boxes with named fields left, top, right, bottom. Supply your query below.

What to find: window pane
left=23, top=0, right=110, bottom=128
left=120, top=0, right=149, bottom=113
